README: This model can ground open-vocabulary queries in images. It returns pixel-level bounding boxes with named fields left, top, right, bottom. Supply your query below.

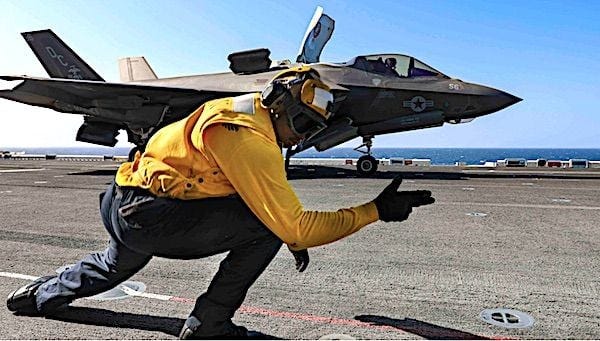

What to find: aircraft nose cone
left=495, top=90, right=522, bottom=110
left=471, top=86, right=522, bottom=116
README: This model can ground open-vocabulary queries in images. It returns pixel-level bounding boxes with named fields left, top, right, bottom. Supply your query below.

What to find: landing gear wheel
left=357, top=155, right=378, bottom=177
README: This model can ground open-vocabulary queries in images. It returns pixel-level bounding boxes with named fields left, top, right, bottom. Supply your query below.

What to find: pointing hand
left=373, top=176, right=435, bottom=222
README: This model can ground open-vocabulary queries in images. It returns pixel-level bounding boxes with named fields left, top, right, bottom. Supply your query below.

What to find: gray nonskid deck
left=1, top=160, right=598, bottom=339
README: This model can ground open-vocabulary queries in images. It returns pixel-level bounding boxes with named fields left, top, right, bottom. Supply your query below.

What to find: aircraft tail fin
left=118, top=57, right=158, bottom=82
left=21, top=29, right=104, bottom=81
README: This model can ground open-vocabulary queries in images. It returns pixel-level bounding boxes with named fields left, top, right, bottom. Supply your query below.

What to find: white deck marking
left=0, top=271, right=502, bottom=338
left=0, top=270, right=400, bottom=333
left=0, top=168, right=46, bottom=173
left=0, top=271, right=175, bottom=302
left=0, top=272, right=39, bottom=281
left=119, top=284, right=172, bottom=301
left=406, top=182, right=600, bottom=192
left=439, top=202, right=600, bottom=210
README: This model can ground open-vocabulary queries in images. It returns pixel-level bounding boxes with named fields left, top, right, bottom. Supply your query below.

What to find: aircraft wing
left=0, top=75, right=220, bottom=125
left=0, top=75, right=223, bottom=145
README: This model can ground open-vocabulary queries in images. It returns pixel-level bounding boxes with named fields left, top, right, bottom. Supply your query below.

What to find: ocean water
left=295, top=148, right=600, bottom=165
left=4, top=147, right=600, bottom=165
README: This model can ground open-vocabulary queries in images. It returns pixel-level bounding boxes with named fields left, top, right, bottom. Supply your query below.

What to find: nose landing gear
left=282, top=136, right=379, bottom=177
left=354, top=136, right=378, bottom=177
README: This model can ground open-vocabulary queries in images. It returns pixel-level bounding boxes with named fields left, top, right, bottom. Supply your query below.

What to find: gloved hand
left=289, top=248, right=309, bottom=272
left=373, top=176, right=435, bottom=222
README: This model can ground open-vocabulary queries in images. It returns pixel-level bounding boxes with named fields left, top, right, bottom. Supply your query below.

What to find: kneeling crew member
left=7, top=66, right=435, bottom=339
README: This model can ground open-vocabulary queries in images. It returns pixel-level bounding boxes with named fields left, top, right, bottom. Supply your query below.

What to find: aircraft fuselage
left=131, top=61, right=520, bottom=149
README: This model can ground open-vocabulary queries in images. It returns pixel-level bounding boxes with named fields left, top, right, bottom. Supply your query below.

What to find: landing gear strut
left=126, top=128, right=150, bottom=162
left=354, top=136, right=377, bottom=177
left=284, top=145, right=299, bottom=179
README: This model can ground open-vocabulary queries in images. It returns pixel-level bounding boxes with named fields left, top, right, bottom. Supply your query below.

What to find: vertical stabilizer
left=119, top=57, right=158, bottom=82
left=21, top=29, right=104, bottom=81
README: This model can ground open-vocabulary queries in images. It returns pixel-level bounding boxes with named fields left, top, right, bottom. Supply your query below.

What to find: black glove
left=373, top=176, right=435, bottom=222
left=289, top=248, right=309, bottom=272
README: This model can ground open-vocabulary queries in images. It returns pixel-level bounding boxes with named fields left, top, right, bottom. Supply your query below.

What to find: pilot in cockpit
left=384, top=57, right=400, bottom=77
left=372, top=57, right=400, bottom=77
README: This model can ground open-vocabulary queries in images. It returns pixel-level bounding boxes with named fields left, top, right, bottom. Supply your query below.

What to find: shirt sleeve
left=203, top=124, right=379, bottom=250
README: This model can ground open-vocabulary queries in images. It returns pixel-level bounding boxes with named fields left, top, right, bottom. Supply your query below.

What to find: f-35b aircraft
left=0, top=7, right=520, bottom=175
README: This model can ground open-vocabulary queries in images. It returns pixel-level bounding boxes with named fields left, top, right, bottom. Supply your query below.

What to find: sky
left=0, top=0, right=598, bottom=149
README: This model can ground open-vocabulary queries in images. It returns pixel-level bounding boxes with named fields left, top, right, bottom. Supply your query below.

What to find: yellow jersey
left=116, top=93, right=378, bottom=250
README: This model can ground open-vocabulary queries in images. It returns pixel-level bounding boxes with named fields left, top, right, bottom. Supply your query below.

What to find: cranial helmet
left=260, top=66, right=334, bottom=139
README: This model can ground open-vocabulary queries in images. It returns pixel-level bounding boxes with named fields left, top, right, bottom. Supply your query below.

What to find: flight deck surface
left=0, top=160, right=598, bottom=339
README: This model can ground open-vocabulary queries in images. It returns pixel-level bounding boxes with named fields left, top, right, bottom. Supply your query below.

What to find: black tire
left=357, top=155, right=378, bottom=177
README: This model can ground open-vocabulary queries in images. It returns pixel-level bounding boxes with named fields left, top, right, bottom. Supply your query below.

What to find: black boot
left=179, top=316, right=267, bottom=339
left=6, top=275, right=57, bottom=316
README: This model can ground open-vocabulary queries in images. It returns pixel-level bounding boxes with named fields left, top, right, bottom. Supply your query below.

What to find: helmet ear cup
left=260, top=67, right=334, bottom=141
left=261, top=81, right=288, bottom=108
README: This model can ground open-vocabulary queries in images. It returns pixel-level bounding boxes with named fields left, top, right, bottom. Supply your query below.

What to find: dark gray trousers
left=36, top=181, right=282, bottom=329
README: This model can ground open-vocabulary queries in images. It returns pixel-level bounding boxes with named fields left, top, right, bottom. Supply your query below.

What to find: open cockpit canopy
left=341, top=54, right=448, bottom=79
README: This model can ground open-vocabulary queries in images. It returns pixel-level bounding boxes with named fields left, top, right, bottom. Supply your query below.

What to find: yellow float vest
left=115, top=93, right=276, bottom=199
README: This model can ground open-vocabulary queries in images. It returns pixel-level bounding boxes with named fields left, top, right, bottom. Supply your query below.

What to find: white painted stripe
left=119, top=284, right=172, bottom=301
left=137, top=292, right=173, bottom=301
left=0, top=270, right=500, bottom=337
left=0, top=168, right=46, bottom=173
left=0, top=271, right=173, bottom=301
left=439, top=202, right=600, bottom=210
left=34, top=181, right=48, bottom=184
left=0, top=271, right=174, bottom=301
left=462, top=169, right=600, bottom=176
left=0, top=272, right=39, bottom=281
left=405, top=182, right=600, bottom=192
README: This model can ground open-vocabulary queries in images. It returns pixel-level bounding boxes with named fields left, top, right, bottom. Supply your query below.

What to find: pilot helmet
left=261, top=66, right=334, bottom=139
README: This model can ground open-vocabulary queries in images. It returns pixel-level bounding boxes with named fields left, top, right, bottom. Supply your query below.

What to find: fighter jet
left=0, top=7, right=520, bottom=176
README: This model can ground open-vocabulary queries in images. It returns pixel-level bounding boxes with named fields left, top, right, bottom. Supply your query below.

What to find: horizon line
left=2, top=146, right=600, bottom=150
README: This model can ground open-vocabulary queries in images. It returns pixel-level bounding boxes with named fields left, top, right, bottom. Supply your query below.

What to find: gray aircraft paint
left=0, top=7, right=520, bottom=174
